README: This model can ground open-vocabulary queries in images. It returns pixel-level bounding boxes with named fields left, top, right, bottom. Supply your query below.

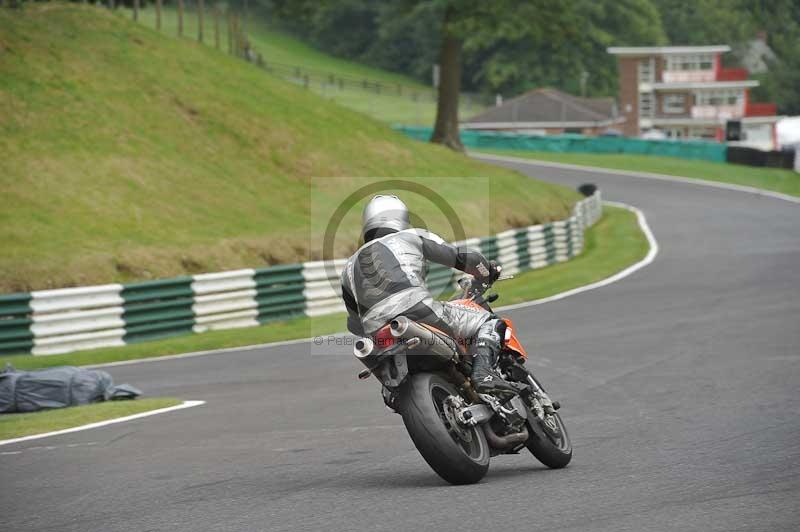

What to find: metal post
left=133, top=0, right=139, bottom=21
left=227, top=11, right=233, bottom=54
left=197, top=0, right=204, bottom=43
left=235, top=14, right=242, bottom=57
left=155, top=0, right=162, bottom=30
left=214, top=7, right=220, bottom=50
left=177, top=0, right=184, bottom=37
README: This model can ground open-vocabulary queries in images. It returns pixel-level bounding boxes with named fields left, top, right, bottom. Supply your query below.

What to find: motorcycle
left=352, top=275, right=572, bottom=485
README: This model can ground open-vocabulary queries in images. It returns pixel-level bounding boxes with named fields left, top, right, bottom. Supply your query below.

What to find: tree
left=430, top=3, right=464, bottom=150
left=427, top=0, right=587, bottom=150
left=744, top=0, right=800, bottom=115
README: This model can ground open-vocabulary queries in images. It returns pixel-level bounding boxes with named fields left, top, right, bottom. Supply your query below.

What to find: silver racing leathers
left=340, top=228, right=495, bottom=344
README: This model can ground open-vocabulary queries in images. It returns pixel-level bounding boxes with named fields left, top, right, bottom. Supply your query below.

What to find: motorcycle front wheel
left=399, top=372, right=490, bottom=485
left=526, top=410, right=572, bottom=468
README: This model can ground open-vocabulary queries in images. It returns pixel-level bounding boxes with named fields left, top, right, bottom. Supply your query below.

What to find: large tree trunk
left=430, top=9, right=463, bottom=152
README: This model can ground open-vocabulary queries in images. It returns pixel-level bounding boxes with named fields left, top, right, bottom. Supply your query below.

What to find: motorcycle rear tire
left=399, top=373, right=490, bottom=485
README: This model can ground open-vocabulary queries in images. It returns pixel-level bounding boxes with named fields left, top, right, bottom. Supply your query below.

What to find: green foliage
left=262, top=0, right=799, bottom=112
left=745, top=0, right=800, bottom=115
left=654, top=0, right=753, bottom=48
left=260, top=0, right=666, bottom=97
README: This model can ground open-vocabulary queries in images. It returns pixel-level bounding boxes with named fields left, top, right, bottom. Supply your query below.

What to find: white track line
left=0, top=400, right=205, bottom=446
left=471, top=152, right=800, bottom=205
left=496, top=201, right=658, bottom=312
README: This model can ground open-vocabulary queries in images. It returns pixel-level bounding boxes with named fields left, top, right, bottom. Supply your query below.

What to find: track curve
left=2, top=159, right=798, bottom=532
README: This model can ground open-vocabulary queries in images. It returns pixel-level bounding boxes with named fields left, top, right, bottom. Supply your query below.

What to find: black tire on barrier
left=578, top=183, right=597, bottom=197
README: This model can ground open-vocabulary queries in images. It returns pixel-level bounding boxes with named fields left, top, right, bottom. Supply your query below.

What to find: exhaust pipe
left=353, top=337, right=374, bottom=359
left=482, top=423, right=529, bottom=450
left=390, top=316, right=458, bottom=362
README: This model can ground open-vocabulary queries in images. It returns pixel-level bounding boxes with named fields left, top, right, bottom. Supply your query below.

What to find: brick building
left=608, top=45, right=781, bottom=149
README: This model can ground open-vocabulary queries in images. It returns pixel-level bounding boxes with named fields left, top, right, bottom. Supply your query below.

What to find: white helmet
left=362, top=194, right=410, bottom=240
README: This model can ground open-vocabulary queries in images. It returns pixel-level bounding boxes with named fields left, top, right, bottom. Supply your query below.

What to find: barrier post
left=214, top=7, right=220, bottom=50
left=177, top=0, right=184, bottom=37
left=197, top=0, right=204, bottom=43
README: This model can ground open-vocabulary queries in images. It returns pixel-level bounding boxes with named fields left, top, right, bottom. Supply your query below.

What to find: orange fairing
left=502, top=318, right=527, bottom=359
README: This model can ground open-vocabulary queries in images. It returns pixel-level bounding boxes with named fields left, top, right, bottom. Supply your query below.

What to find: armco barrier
left=395, top=126, right=727, bottom=163
left=0, top=193, right=601, bottom=356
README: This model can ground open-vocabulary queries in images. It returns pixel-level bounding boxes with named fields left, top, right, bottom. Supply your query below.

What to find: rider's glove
left=487, top=260, right=502, bottom=284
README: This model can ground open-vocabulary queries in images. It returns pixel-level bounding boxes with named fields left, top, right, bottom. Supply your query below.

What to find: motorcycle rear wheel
left=399, top=372, right=490, bottom=485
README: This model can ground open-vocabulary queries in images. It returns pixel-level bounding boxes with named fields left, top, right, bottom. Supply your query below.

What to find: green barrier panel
left=121, top=277, right=195, bottom=343
left=256, top=301, right=306, bottom=324
left=478, top=236, right=499, bottom=262
left=426, top=263, right=457, bottom=294
left=513, top=229, right=530, bottom=271
left=542, top=225, right=558, bottom=265
left=124, top=318, right=198, bottom=344
left=0, top=293, right=33, bottom=355
left=254, top=264, right=305, bottom=286
left=394, top=126, right=727, bottom=163
left=565, top=220, right=575, bottom=257
left=254, top=265, right=305, bottom=323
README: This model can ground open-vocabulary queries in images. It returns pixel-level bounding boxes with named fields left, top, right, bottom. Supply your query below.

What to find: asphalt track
left=2, top=159, right=799, bottom=532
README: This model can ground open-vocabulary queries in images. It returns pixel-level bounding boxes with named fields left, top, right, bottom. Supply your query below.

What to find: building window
left=665, top=54, right=714, bottom=71
left=662, top=94, right=686, bottom=114
left=639, top=92, right=654, bottom=117
left=696, top=89, right=742, bottom=106
left=688, top=127, right=716, bottom=140
left=638, top=58, right=655, bottom=83
left=664, top=127, right=685, bottom=139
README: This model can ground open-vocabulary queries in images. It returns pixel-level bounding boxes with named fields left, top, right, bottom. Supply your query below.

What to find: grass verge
left=0, top=206, right=647, bottom=371
left=495, top=205, right=648, bottom=304
left=481, top=150, right=800, bottom=197
left=0, top=398, right=182, bottom=441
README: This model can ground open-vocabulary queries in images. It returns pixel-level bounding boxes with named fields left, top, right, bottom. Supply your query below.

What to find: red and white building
left=608, top=45, right=782, bottom=149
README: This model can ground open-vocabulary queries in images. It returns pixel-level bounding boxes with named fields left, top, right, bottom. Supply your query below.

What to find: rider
left=340, top=194, right=519, bottom=399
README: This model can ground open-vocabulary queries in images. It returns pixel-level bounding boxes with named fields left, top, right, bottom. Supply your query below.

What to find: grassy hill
left=0, top=4, right=578, bottom=293
left=127, top=6, right=486, bottom=124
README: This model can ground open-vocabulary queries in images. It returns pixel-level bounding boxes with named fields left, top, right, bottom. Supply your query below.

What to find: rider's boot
left=471, top=346, right=520, bottom=401
left=471, top=320, right=523, bottom=401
